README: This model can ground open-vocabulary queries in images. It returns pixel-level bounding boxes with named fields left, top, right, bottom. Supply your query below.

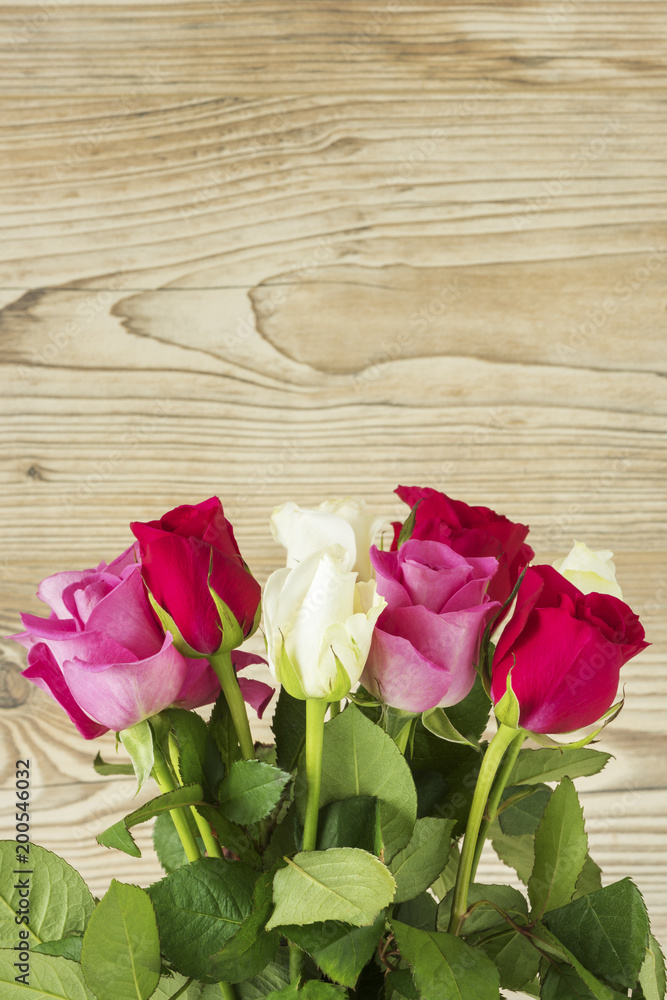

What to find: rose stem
left=151, top=746, right=201, bottom=863
left=448, top=722, right=521, bottom=935
left=469, top=729, right=527, bottom=883
left=290, top=697, right=328, bottom=982
left=302, top=698, right=328, bottom=851
left=209, top=650, right=256, bottom=760
left=329, top=700, right=341, bottom=718
left=167, top=733, right=224, bottom=860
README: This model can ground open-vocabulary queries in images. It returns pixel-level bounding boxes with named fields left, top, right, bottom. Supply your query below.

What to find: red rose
left=490, top=565, right=648, bottom=733
left=392, top=485, right=534, bottom=608
left=131, top=497, right=261, bottom=656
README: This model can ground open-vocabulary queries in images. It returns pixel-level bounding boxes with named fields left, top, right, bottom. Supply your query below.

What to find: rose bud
left=270, top=497, right=387, bottom=583
left=7, top=545, right=270, bottom=739
left=490, top=563, right=648, bottom=734
left=262, top=544, right=385, bottom=701
left=361, top=539, right=500, bottom=712
left=131, top=497, right=261, bottom=657
left=392, top=485, right=534, bottom=608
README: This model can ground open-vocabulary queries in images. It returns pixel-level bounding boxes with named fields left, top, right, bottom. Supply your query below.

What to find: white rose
left=262, top=544, right=385, bottom=701
left=270, top=497, right=387, bottom=583
left=553, top=540, right=623, bottom=599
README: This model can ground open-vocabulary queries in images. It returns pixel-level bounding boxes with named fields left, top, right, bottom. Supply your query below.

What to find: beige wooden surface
left=0, top=1, right=666, bottom=982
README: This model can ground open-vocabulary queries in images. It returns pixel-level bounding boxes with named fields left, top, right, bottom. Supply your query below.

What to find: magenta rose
left=8, top=544, right=272, bottom=740
left=490, top=565, right=648, bottom=733
left=131, top=497, right=261, bottom=656
left=392, top=485, right=534, bottom=608
left=360, top=539, right=501, bottom=712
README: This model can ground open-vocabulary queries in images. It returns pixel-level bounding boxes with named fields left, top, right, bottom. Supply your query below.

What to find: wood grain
left=0, top=2, right=666, bottom=986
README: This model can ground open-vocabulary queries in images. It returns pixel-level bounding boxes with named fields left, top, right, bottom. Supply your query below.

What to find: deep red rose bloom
left=392, top=486, right=534, bottom=609
left=490, top=565, right=648, bottom=733
left=131, top=497, right=261, bottom=656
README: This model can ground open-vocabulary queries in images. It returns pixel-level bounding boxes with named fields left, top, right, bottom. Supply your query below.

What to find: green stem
left=447, top=722, right=521, bottom=935
left=469, top=730, right=527, bottom=882
left=152, top=747, right=201, bottom=863
left=302, top=699, right=328, bottom=852
left=218, top=983, right=237, bottom=1000
left=329, top=700, right=341, bottom=719
left=167, top=732, right=224, bottom=859
left=209, top=650, right=255, bottom=760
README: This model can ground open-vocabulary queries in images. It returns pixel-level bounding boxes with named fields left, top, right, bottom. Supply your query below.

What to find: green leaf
left=490, top=825, right=535, bottom=883
left=389, top=817, right=453, bottom=903
left=430, top=844, right=459, bottom=900
left=97, top=784, right=205, bottom=857
left=152, top=973, right=202, bottom=999
left=444, top=675, right=492, bottom=742
left=207, top=871, right=279, bottom=984
left=34, top=935, right=83, bottom=962
left=390, top=919, right=500, bottom=1000
left=395, top=892, right=438, bottom=931
left=421, top=706, right=481, bottom=750
left=218, top=759, right=291, bottom=826
left=410, top=723, right=482, bottom=836
left=119, top=719, right=155, bottom=790
left=281, top=910, right=385, bottom=987
left=0, top=842, right=95, bottom=947
left=386, top=969, right=420, bottom=1000
left=152, top=811, right=204, bottom=874
left=638, top=934, right=667, bottom=1000
left=0, top=949, right=94, bottom=998
left=437, top=883, right=528, bottom=936
left=265, top=982, right=346, bottom=998
left=266, top=848, right=396, bottom=930
left=397, top=501, right=420, bottom=548
left=236, top=947, right=290, bottom=999
left=272, top=688, right=308, bottom=773
left=509, top=747, right=611, bottom=786
left=413, top=770, right=449, bottom=819
left=498, top=783, right=551, bottom=835
left=317, top=796, right=382, bottom=854
left=81, top=880, right=160, bottom=1000
left=475, top=926, right=541, bottom=991
left=168, top=708, right=223, bottom=802
left=149, top=857, right=257, bottom=981
left=196, top=805, right=261, bottom=867
left=209, top=690, right=242, bottom=774
left=543, top=878, right=651, bottom=990
left=541, top=962, right=628, bottom=1000
left=574, top=855, right=603, bottom=898
left=92, top=752, right=134, bottom=776
left=296, top=705, right=417, bottom=861
left=528, top=777, right=588, bottom=916
left=530, top=923, right=627, bottom=1000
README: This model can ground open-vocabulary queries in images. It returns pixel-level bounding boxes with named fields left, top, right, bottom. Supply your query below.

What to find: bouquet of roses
left=1, top=488, right=663, bottom=1000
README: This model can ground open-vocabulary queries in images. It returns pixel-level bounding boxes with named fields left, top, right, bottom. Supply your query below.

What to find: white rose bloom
left=262, top=544, right=386, bottom=701
left=270, top=497, right=387, bottom=583
left=553, top=540, right=623, bottom=599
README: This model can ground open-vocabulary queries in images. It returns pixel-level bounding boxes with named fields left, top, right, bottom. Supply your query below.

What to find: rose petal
left=23, top=644, right=108, bottom=740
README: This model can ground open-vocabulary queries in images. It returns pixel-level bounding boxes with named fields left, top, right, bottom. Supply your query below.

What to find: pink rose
left=361, top=539, right=501, bottom=712
left=131, top=497, right=261, bottom=656
left=8, top=544, right=272, bottom=740
left=490, top=565, right=649, bottom=733
left=392, top=486, right=534, bottom=609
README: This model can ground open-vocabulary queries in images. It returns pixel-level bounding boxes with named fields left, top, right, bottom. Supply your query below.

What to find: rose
left=360, top=539, right=501, bottom=712
left=131, top=497, right=261, bottom=656
left=262, top=544, right=385, bottom=700
left=270, top=497, right=387, bottom=582
left=7, top=545, right=271, bottom=738
left=490, top=564, right=648, bottom=733
left=552, top=539, right=622, bottom=599
left=392, top=485, right=534, bottom=607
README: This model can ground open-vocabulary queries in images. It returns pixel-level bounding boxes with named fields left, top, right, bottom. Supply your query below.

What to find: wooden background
left=1, top=0, right=666, bottom=987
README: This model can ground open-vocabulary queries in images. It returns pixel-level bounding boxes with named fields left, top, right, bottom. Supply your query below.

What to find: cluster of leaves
left=0, top=684, right=664, bottom=999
